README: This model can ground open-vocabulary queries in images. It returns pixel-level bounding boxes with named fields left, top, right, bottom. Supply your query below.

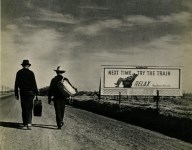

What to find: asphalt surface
left=0, top=96, right=192, bottom=150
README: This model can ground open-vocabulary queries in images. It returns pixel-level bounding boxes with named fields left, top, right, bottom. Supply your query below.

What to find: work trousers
left=54, top=98, right=66, bottom=127
left=20, top=92, right=35, bottom=125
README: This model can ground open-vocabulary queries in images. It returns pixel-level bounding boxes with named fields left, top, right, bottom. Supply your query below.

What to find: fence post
left=119, top=92, right=121, bottom=105
left=154, top=90, right=160, bottom=113
left=2, top=85, right=4, bottom=94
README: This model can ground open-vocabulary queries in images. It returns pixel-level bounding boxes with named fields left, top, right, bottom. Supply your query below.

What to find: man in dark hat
left=15, top=60, right=38, bottom=130
left=48, top=66, right=75, bottom=129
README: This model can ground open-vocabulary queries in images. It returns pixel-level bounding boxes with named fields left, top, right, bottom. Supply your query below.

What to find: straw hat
left=54, top=66, right=66, bottom=73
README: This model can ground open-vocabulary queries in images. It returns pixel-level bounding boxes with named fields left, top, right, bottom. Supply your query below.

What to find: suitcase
left=33, top=96, right=42, bottom=116
left=57, top=79, right=77, bottom=97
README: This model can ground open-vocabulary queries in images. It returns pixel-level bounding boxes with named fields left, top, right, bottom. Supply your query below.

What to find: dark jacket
left=48, top=75, right=72, bottom=100
left=15, top=68, right=38, bottom=96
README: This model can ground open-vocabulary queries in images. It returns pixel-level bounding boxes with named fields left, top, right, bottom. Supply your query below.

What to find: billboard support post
left=98, top=78, right=101, bottom=102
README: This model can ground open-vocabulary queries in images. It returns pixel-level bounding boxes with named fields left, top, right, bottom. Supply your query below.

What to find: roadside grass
left=67, top=94, right=192, bottom=143
left=0, top=92, right=14, bottom=99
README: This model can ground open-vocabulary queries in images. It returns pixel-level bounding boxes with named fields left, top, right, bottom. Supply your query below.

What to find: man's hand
left=15, top=95, right=19, bottom=100
left=68, top=96, right=73, bottom=105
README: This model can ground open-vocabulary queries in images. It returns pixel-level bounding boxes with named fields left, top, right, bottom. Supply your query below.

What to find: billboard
left=101, top=66, right=182, bottom=96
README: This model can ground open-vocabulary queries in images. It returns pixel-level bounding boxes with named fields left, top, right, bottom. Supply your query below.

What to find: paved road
left=0, top=96, right=192, bottom=150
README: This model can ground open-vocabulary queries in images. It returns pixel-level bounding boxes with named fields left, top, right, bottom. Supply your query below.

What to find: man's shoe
left=21, top=125, right=28, bottom=130
left=27, top=124, right=32, bottom=130
left=20, top=124, right=25, bottom=127
left=58, top=126, right=61, bottom=129
left=27, top=124, right=32, bottom=127
left=61, top=122, right=64, bottom=127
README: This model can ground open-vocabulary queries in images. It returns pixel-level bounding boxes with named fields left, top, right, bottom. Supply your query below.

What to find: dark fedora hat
left=21, top=60, right=31, bottom=66
left=54, top=66, right=66, bottom=73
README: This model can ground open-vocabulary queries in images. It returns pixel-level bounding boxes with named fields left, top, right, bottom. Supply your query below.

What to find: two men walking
left=15, top=60, right=74, bottom=130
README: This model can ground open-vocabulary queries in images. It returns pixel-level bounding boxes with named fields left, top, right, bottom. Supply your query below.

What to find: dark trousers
left=54, top=98, right=66, bottom=127
left=20, top=93, right=35, bottom=125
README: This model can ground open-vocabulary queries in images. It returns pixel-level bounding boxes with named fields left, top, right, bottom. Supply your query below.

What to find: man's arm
left=14, top=72, right=19, bottom=100
left=32, top=72, right=39, bottom=95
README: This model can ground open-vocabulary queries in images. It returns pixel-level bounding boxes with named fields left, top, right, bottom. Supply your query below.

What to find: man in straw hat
left=48, top=66, right=76, bottom=129
left=15, top=60, right=39, bottom=130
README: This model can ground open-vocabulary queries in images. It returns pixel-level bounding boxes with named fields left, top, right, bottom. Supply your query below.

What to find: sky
left=1, top=0, right=192, bottom=92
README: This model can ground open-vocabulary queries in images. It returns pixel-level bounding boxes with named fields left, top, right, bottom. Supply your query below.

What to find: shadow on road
left=0, top=121, right=57, bottom=130
left=32, top=124, right=57, bottom=130
left=0, top=121, right=21, bottom=129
